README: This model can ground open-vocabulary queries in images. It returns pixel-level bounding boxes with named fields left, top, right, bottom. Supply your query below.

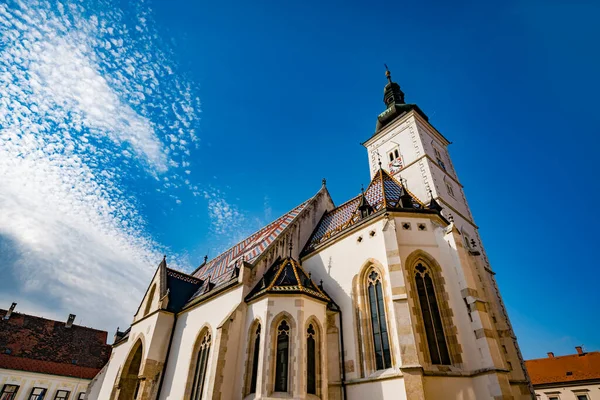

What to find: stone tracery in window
left=274, top=320, right=290, bottom=392
left=191, top=331, right=212, bottom=400
left=414, top=263, right=451, bottom=365
left=306, top=323, right=317, bottom=395
left=367, top=270, right=392, bottom=370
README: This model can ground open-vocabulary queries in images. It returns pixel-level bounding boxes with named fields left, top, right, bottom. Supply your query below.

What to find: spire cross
left=384, top=63, right=392, bottom=83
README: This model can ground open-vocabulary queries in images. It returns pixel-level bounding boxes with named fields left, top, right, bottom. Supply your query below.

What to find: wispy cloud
left=203, top=188, right=246, bottom=238
left=0, top=0, right=201, bottom=331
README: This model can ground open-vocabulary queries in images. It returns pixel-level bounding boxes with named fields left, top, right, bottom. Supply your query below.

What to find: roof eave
left=301, top=207, right=447, bottom=259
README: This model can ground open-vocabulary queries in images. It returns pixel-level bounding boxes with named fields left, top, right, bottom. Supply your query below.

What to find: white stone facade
left=91, top=93, right=531, bottom=399
left=0, top=369, right=89, bottom=400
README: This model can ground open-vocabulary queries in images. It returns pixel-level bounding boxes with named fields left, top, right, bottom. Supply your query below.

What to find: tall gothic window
left=415, top=263, right=451, bottom=365
left=367, top=270, right=392, bottom=370
left=249, top=324, right=261, bottom=394
left=274, top=320, right=290, bottom=392
left=191, top=332, right=212, bottom=400
left=306, top=324, right=317, bottom=395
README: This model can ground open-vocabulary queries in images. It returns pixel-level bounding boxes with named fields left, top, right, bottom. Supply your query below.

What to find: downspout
left=155, top=312, right=178, bottom=399
left=329, top=299, right=347, bottom=400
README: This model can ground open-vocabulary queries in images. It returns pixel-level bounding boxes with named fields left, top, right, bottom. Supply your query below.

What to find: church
left=91, top=70, right=533, bottom=400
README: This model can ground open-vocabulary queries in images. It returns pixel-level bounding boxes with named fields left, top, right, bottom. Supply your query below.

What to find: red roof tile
left=0, top=354, right=102, bottom=379
left=0, top=309, right=110, bottom=379
left=525, top=351, right=600, bottom=386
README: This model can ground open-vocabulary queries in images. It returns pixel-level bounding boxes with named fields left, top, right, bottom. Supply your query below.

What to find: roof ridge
left=383, top=168, right=426, bottom=206
left=196, top=193, right=317, bottom=272
left=340, top=171, right=382, bottom=231
left=193, top=185, right=328, bottom=286
left=527, top=351, right=600, bottom=361
left=0, top=310, right=106, bottom=333
left=166, top=267, right=202, bottom=281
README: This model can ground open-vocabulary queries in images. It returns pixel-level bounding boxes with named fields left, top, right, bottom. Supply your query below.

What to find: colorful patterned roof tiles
left=191, top=197, right=314, bottom=292
left=303, top=168, right=425, bottom=253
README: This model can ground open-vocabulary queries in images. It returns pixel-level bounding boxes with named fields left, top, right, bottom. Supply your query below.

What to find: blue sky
left=0, top=0, right=598, bottom=359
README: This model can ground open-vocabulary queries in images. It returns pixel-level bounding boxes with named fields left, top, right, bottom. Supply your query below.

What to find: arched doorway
left=118, top=340, right=144, bottom=400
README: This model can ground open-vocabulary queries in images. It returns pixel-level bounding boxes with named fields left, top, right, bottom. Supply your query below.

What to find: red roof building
left=0, top=304, right=111, bottom=400
left=525, top=347, right=600, bottom=400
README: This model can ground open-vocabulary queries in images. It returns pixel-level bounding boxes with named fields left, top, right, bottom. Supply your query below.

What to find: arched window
left=415, top=262, right=451, bottom=365
left=190, top=331, right=211, bottom=400
left=306, top=324, right=317, bottom=394
left=249, top=324, right=261, bottom=394
left=367, top=270, right=392, bottom=370
left=274, top=320, right=290, bottom=392
left=143, top=284, right=156, bottom=316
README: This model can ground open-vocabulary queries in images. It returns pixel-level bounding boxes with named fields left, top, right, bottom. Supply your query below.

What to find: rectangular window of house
left=77, top=393, right=85, bottom=400
left=53, top=391, right=70, bottom=400
left=576, top=395, right=589, bottom=400
left=29, top=388, right=47, bottom=400
left=507, top=361, right=512, bottom=370
left=0, top=385, right=19, bottom=400
left=548, top=397, right=559, bottom=400
left=502, top=345, right=508, bottom=354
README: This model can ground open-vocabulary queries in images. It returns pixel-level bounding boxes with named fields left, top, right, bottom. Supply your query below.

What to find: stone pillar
left=382, top=215, right=426, bottom=400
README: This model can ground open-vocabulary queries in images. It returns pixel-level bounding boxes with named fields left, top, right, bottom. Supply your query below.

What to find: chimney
left=576, top=346, right=584, bottom=355
left=547, top=352, right=554, bottom=358
left=66, top=314, right=76, bottom=328
left=3, top=302, right=17, bottom=320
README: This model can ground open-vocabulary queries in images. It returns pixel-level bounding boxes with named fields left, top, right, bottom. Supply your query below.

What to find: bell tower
left=362, top=67, right=534, bottom=397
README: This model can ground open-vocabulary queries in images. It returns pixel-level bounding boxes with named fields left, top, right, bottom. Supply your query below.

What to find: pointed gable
left=245, top=257, right=332, bottom=303
left=302, top=169, right=427, bottom=253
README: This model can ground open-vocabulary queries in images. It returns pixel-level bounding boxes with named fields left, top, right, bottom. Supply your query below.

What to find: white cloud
left=0, top=0, right=201, bottom=332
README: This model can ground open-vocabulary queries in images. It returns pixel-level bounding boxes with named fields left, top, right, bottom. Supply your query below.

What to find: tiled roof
left=526, top=351, right=600, bottom=385
left=0, top=309, right=110, bottom=379
left=245, top=257, right=332, bottom=303
left=192, top=198, right=313, bottom=287
left=303, top=168, right=425, bottom=253
left=0, top=354, right=101, bottom=379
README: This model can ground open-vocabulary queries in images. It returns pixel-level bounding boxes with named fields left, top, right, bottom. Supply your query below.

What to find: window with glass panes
left=191, top=332, right=211, bottom=400
left=415, top=262, right=451, bottom=365
left=0, top=385, right=19, bottom=400
left=53, top=391, right=69, bottom=400
left=274, top=320, right=290, bottom=392
left=249, top=324, right=261, bottom=394
left=306, top=324, right=317, bottom=394
left=367, top=269, right=392, bottom=370
left=29, top=387, right=47, bottom=400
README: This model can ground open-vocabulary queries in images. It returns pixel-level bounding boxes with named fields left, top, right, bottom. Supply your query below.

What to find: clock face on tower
left=389, top=157, right=403, bottom=174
